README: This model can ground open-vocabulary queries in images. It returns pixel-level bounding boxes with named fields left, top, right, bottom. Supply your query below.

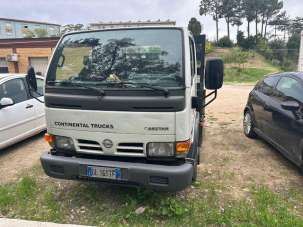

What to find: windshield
left=47, top=28, right=184, bottom=88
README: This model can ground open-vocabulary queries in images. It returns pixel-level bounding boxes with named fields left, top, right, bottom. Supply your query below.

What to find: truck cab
left=28, top=27, right=223, bottom=191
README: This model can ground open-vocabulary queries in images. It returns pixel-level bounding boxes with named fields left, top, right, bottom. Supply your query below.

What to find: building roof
left=0, top=17, right=60, bottom=27
left=89, top=20, right=176, bottom=27
left=0, top=37, right=60, bottom=48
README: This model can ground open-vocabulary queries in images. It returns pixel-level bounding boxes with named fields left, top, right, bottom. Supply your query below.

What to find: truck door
left=189, top=37, right=198, bottom=132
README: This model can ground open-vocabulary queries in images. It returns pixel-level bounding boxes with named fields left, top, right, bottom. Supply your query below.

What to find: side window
left=259, top=76, right=279, bottom=95
left=34, top=78, right=44, bottom=97
left=189, top=38, right=196, bottom=79
left=1, top=79, right=28, bottom=104
left=276, top=77, right=303, bottom=103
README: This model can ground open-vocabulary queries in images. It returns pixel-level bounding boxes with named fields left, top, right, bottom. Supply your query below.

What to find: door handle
left=26, top=104, right=34, bottom=109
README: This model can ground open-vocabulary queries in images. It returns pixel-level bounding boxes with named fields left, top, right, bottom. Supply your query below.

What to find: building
left=0, top=37, right=60, bottom=75
left=299, top=31, right=303, bottom=71
left=0, top=18, right=60, bottom=39
left=89, top=20, right=176, bottom=30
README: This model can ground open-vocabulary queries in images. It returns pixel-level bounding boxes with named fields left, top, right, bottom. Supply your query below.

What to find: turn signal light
left=176, top=140, right=191, bottom=154
left=44, top=133, right=54, bottom=146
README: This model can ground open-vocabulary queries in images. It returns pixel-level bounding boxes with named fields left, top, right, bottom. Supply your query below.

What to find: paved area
left=0, top=218, right=92, bottom=227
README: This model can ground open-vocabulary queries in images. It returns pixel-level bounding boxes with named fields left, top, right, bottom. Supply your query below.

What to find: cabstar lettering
left=54, top=122, right=114, bottom=129
left=144, top=127, right=169, bottom=131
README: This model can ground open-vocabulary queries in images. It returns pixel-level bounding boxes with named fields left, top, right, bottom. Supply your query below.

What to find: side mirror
left=281, top=100, right=300, bottom=111
left=205, top=58, right=224, bottom=90
left=0, top=97, right=14, bottom=109
left=26, top=67, right=37, bottom=92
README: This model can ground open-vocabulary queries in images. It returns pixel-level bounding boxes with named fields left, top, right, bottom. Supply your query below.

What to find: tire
left=243, top=110, right=257, bottom=139
left=192, top=146, right=199, bottom=182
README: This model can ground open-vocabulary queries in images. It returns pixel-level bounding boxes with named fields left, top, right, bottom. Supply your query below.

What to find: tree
left=60, top=24, right=84, bottom=35
left=188, top=18, right=202, bottom=37
left=34, top=28, right=48, bottom=38
left=260, top=0, right=283, bottom=38
left=242, top=0, right=255, bottom=37
left=200, top=0, right=223, bottom=43
left=221, top=0, right=242, bottom=40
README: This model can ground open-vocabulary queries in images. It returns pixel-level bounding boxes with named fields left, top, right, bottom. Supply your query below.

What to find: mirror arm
left=202, top=90, right=217, bottom=108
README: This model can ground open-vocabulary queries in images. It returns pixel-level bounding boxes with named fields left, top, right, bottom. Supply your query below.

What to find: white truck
left=26, top=26, right=223, bottom=191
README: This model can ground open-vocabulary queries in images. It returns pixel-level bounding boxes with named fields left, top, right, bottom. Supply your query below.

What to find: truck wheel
left=192, top=146, right=199, bottom=182
left=243, top=110, right=257, bottom=139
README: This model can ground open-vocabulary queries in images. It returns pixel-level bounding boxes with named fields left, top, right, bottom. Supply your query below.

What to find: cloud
left=0, top=0, right=301, bottom=41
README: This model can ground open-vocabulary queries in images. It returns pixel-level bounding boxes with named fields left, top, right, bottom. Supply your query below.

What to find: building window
left=5, top=23, right=13, bottom=35
left=0, top=58, right=8, bottom=73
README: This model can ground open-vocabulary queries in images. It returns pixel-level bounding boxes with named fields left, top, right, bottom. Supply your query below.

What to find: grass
left=208, top=47, right=282, bottom=84
left=224, top=67, right=276, bottom=83
left=1, top=170, right=303, bottom=226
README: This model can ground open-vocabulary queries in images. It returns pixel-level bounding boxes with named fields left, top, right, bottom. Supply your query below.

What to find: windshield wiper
left=47, top=80, right=106, bottom=96
left=108, top=81, right=170, bottom=97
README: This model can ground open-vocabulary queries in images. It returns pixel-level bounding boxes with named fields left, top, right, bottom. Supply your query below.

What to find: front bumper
left=40, top=152, right=193, bottom=192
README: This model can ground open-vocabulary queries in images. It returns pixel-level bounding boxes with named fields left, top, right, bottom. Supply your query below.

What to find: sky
left=1, top=0, right=302, bottom=40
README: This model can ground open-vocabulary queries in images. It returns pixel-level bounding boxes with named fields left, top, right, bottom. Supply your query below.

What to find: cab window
left=1, top=79, right=28, bottom=104
left=34, top=78, right=44, bottom=97
left=276, top=77, right=303, bottom=103
left=189, top=37, right=196, bottom=79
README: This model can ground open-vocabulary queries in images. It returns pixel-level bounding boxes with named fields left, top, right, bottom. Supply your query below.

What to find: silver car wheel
left=243, top=112, right=252, bottom=135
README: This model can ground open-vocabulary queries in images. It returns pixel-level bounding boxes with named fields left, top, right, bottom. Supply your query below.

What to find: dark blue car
left=244, top=72, right=303, bottom=172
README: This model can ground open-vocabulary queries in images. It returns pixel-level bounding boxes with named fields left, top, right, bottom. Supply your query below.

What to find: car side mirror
left=26, top=67, right=37, bottom=92
left=205, top=58, right=224, bottom=90
left=281, top=100, right=300, bottom=111
left=0, top=97, right=14, bottom=109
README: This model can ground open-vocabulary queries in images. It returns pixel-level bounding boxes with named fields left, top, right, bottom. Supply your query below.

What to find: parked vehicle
left=26, top=27, right=224, bottom=191
left=244, top=72, right=303, bottom=172
left=0, top=74, right=45, bottom=149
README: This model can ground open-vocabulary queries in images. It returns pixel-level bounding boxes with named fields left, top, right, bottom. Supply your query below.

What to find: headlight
left=55, top=136, right=75, bottom=150
left=147, top=142, right=174, bottom=157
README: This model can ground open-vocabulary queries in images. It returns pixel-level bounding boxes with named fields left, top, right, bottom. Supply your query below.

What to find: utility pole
left=299, top=31, right=303, bottom=71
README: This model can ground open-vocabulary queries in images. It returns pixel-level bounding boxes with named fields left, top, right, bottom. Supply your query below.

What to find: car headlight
left=55, top=136, right=75, bottom=150
left=147, top=142, right=174, bottom=157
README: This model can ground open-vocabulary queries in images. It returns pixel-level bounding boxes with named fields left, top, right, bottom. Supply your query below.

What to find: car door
left=0, top=77, right=36, bottom=148
left=270, top=76, right=303, bottom=164
left=250, top=75, right=280, bottom=134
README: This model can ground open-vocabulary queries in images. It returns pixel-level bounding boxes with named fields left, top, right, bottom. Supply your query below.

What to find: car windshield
left=47, top=28, right=184, bottom=88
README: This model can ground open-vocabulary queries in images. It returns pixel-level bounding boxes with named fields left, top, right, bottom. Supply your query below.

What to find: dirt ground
left=1, top=84, right=302, bottom=194
left=0, top=132, right=49, bottom=184
left=200, top=84, right=303, bottom=199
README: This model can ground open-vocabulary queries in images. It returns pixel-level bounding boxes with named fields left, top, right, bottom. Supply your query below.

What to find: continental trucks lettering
left=54, top=122, right=114, bottom=129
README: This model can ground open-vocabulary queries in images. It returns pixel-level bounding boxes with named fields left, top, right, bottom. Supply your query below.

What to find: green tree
left=60, top=24, right=84, bottom=35
left=34, top=28, right=48, bottom=38
left=200, top=0, right=223, bottom=43
left=242, top=0, right=255, bottom=37
left=188, top=18, right=202, bottom=37
left=221, top=0, right=242, bottom=40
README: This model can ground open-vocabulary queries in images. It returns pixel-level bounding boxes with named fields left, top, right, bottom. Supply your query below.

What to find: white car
left=0, top=74, right=45, bottom=150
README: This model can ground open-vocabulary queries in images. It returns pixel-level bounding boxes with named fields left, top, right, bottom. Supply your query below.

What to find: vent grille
left=117, top=143, right=144, bottom=154
left=76, top=139, right=103, bottom=152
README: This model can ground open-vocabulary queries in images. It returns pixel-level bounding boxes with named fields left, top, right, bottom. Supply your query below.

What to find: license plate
left=86, top=166, right=121, bottom=180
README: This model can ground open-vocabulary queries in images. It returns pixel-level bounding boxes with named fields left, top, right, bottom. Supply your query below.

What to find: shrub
left=205, top=41, right=214, bottom=54
left=217, top=36, right=233, bottom=47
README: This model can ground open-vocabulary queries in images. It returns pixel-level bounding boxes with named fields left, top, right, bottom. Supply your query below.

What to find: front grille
left=76, top=139, right=103, bottom=153
left=117, top=143, right=144, bottom=154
